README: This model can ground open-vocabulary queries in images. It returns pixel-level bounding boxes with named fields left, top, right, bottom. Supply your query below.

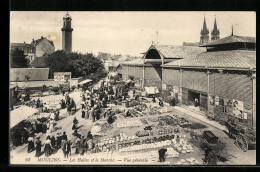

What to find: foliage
left=44, top=50, right=104, bottom=78
left=10, top=48, right=30, bottom=68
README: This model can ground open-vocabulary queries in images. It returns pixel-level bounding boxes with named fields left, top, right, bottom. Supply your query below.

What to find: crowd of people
left=12, top=76, right=139, bottom=159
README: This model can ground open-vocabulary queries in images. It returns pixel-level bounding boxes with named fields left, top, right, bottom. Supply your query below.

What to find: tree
left=44, top=50, right=70, bottom=78
left=10, top=48, right=29, bottom=68
left=44, top=50, right=104, bottom=78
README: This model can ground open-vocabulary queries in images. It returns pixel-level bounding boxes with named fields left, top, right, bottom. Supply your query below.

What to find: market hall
left=119, top=35, right=256, bottom=130
left=120, top=44, right=205, bottom=89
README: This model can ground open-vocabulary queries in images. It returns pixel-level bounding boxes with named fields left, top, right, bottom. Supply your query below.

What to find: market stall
left=10, top=106, right=40, bottom=128
left=145, top=87, right=159, bottom=97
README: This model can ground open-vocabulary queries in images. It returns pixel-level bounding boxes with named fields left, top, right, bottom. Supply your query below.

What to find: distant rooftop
left=199, top=35, right=256, bottom=47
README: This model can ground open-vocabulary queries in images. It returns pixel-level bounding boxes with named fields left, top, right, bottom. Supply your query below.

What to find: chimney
left=41, top=36, right=43, bottom=39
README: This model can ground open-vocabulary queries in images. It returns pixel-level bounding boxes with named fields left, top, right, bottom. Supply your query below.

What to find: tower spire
left=200, top=14, right=209, bottom=45
left=211, top=15, right=220, bottom=41
left=203, top=15, right=207, bottom=30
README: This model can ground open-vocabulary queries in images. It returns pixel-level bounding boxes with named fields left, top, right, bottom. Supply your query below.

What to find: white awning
left=10, top=106, right=40, bottom=128
left=78, top=79, right=92, bottom=85
left=145, top=87, right=159, bottom=95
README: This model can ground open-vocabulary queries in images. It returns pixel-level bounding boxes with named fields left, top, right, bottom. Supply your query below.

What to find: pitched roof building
left=11, top=36, right=55, bottom=63
left=161, top=34, right=256, bottom=130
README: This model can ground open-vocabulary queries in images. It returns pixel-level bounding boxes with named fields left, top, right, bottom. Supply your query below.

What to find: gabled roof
left=200, top=35, right=256, bottom=47
left=162, top=50, right=256, bottom=70
left=31, top=37, right=54, bottom=47
left=152, top=44, right=205, bottom=59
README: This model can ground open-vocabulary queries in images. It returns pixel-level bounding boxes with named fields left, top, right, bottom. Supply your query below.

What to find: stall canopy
left=10, top=106, right=39, bottom=128
left=78, top=79, right=92, bottom=85
left=145, top=87, right=159, bottom=95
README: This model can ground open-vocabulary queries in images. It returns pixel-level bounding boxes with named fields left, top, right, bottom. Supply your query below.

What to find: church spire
left=200, top=15, right=209, bottom=45
left=211, top=15, right=220, bottom=41
left=203, top=15, right=208, bottom=31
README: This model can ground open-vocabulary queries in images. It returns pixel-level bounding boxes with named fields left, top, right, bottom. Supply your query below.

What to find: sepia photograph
left=9, top=11, right=256, bottom=165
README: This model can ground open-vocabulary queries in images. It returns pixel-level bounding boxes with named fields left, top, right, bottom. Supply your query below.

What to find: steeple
left=200, top=15, right=209, bottom=45
left=211, top=15, right=220, bottom=41
left=203, top=15, right=208, bottom=31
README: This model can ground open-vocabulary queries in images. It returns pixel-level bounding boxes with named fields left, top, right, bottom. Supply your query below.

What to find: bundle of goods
left=117, top=119, right=143, bottom=128
left=172, top=136, right=194, bottom=154
left=119, top=133, right=138, bottom=142
left=97, top=137, right=116, bottom=147
left=158, top=115, right=178, bottom=126
left=175, top=158, right=199, bottom=165
left=128, top=100, right=140, bottom=107
left=118, top=140, right=172, bottom=152
left=179, top=118, right=191, bottom=128
left=136, top=130, right=150, bottom=137
left=157, top=129, right=173, bottom=135
left=166, top=148, right=180, bottom=158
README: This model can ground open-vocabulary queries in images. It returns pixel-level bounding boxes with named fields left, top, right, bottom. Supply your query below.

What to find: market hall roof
left=162, top=50, right=256, bottom=70
left=149, top=44, right=205, bottom=59
left=199, top=35, right=256, bottom=47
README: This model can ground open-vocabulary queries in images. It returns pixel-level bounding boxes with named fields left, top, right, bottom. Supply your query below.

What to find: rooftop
left=199, top=35, right=256, bottom=47
left=152, top=44, right=205, bottom=59
left=162, top=50, right=256, bottom=70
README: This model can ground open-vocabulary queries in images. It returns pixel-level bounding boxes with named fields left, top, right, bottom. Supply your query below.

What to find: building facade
left=11, top=36, right=55, bottom=63
left=162, top=35, right=256, bottom=130
left=61, top=12, right=73, bottom=53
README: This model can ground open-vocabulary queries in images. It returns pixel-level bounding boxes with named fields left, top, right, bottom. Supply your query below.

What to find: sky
left=10, top=11, right=256, bottom=57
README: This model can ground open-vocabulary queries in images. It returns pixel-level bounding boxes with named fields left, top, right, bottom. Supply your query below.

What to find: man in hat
left=63, top=140, right=71, bottom=158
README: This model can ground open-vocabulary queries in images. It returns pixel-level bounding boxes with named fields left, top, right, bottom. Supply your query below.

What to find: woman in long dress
left=75, top=136, right=81, bottom=154
left=49, top=119, right=54, bottom=133
left=27, top=136, right=35, bottom=153
left=35, top=137, right=42, bottom=157
left=44, top=136, right=53, bottom=157
left=87, top=131, right=93, bottom=150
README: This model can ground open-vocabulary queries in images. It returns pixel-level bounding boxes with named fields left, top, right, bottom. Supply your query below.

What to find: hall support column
left=252, top=72, right=256, bottom=130
left=206, top=70, right=211, bottom=116
left=179, top=69, right=183, bottom=104
left=142, top=65, right=145, bottom=89
left=127, top=66, right=129, bottom=80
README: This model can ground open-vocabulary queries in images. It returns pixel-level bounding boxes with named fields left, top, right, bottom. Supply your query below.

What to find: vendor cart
left=225, top=121, right=256, bottom=152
